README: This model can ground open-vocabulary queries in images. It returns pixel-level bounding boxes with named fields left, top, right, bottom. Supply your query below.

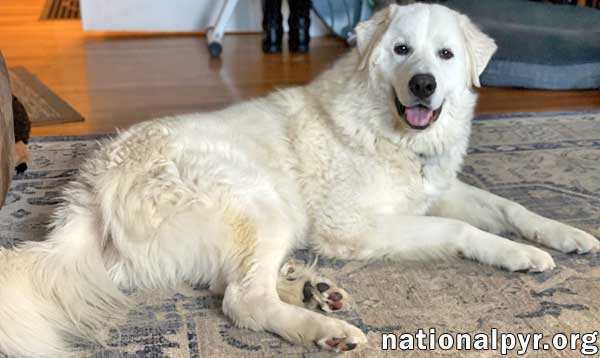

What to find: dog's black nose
left=409, top=74, right=436, bottom=99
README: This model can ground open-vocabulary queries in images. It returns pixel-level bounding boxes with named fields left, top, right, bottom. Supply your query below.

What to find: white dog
left=0, top=3, right=598, bottom=357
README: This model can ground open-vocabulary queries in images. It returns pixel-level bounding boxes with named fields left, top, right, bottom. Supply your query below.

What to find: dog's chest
left=418, top=152, right=461, bottom=205
left=311, top=140, right=458, bottom=219
left=291, top=118, right=463, bottom=226
left=362, top=140, right=459, bottom=215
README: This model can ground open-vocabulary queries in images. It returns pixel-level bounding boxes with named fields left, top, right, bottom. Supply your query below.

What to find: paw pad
left=303, top=280, right=347, bottom=312
left=316, top=282, right=330, bottom=292
left=278, top=260, right=351, bottom=312
left=317, top=337, right=360, bottom=352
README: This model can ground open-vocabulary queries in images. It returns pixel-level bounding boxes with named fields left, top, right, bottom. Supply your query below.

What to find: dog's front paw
left=497, top=244, right=556, bottom=272
left=534, top=222, right=599, bottom=254
left=277, top=260, right=350, bottom=312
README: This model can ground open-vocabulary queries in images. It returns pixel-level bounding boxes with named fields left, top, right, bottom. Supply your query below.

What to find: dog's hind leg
left=220, top=213, right=366, bottom=352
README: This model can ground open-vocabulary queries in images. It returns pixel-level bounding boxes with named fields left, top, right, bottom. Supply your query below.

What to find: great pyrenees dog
left=0, top=3, right=598, bottom=357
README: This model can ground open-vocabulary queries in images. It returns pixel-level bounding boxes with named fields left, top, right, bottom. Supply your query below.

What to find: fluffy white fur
left=0, top=3, right=598, bottom=356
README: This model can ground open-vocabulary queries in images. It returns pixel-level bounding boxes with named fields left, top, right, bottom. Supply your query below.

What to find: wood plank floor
left=1, top=0, right=599, bottom=136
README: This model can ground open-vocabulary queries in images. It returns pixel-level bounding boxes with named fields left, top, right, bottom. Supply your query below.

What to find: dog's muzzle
left=393, top=90, right=442, bottom=130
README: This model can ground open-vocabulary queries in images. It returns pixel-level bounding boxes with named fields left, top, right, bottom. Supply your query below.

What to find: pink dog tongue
left=405, top=106, right=433, bottom=127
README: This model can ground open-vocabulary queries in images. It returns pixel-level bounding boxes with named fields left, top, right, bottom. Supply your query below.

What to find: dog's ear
left=459, top=15, right=497, bottom=87
left=355, top=5, right=398, bottom=70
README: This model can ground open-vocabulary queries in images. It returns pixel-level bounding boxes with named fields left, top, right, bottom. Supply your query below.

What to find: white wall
left=81, top=0, right=329, bottom=35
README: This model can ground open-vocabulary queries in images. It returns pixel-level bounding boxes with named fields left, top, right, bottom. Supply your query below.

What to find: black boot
left=288, top=0, right=311, bottom=53
left=262, top=0, right=283, bottom=53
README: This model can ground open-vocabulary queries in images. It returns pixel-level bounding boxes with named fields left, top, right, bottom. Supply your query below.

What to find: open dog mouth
left=393, top=91, right=442, bottom=130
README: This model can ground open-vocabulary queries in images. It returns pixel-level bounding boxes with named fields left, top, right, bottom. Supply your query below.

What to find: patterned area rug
left=1, top=111, right=599, bottom=357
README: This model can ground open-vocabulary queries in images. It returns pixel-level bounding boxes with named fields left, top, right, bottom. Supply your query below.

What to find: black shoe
left=288, top=0, right=311, bottom=53
left=262, top=0, right=283, bottom=53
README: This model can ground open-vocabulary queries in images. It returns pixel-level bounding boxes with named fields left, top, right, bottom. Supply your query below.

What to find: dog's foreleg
left=430, top=180, right=599, bottom=254
left=351, top=215, right=555, bottom=272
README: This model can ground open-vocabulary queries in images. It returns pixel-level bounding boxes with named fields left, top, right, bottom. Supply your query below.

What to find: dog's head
left=355, top=3, right=496, bottom=132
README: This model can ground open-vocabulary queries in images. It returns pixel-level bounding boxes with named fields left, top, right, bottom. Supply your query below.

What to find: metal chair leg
left=206, top=0, right=240, bottom=57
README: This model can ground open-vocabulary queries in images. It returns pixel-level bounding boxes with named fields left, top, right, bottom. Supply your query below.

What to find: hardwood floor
left=1, top=0, right=599, bottom=136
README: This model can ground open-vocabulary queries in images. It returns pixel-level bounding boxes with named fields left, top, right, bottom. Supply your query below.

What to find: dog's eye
left=393, top=44, right=411, bottom=56
left=439, top=48, right=454, bottom=60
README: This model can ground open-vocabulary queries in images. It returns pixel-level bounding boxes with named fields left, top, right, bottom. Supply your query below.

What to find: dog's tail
left=0, top=192, right=128, bottom=357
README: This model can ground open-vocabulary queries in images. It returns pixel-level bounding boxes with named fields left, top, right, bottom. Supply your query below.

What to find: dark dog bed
left=444, top=0, right=600, bottom=89
left=315, top=0, right=600, bottom=90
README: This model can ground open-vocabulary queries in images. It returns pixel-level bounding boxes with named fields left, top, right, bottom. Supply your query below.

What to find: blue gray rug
left=1, top=111, right=599, bottom=357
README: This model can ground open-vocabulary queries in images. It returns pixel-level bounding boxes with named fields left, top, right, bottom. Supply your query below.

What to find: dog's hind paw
left=302, top=280, right=347, bottom=312
left=277, top=260, right=351, bottom=312
left=315, top=333, right=364, bottom=352
left=312, top=317, right=367, bottom=352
